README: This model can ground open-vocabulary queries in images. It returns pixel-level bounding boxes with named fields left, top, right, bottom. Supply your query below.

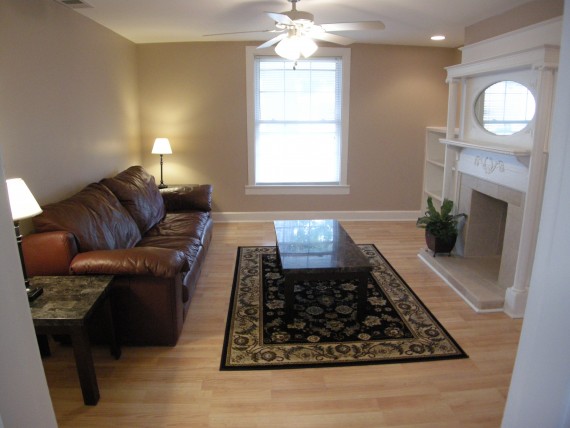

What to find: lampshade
left=299, top=36, right=318, bottom=58
left=152, top=138, right=172, bottom=155
left=6, top=178, right=42, bottom=221
left=275, top=35, right=318, bottom=61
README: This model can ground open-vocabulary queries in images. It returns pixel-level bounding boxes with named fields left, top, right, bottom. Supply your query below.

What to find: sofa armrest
left=22, top=231, right=78, bottom=276
left=160, top=185, right=212, bottom=212
left=70, top=247, right=188, bottom=278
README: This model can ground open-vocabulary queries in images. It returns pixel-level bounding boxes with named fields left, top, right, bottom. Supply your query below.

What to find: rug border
left=220, top=245, right=468, bottom=371
left=220, top=246, right=246, bottom=371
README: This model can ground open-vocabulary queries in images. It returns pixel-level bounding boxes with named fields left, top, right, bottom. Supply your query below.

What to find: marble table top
left=29, top=275, right=114, bottom=326
left=274, top=219, right=371, bottom=274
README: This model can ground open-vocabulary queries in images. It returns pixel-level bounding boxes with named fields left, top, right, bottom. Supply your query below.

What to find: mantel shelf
left=440, top=138, right=531, bottom=157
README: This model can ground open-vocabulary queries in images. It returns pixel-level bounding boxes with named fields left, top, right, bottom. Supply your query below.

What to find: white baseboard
left=211, top=210, right=421, bottom=223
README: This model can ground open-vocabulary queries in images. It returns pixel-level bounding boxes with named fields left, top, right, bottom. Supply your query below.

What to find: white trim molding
left=460, top=17, right=562, bottom=63
left=244, top=185, right=350, bottom=195
left=211, top=210, right=421, bottom=223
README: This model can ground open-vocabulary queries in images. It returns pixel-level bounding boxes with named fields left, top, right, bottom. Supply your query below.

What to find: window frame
left=245, top=46, right=351, bottom=195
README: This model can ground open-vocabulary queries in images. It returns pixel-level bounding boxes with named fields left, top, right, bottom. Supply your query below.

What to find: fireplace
left=428, top=44, right=559, bottom=317
left=419, top=147, right=529, bottom=313
left=462, top=190, right=508, bottom=258
left=456, top=173, right=525, bottom=293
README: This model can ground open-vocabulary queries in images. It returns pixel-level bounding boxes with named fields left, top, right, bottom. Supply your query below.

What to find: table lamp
left=6, top=178, right=44, bottom=301
left=152, top=138, right=172, bottom=189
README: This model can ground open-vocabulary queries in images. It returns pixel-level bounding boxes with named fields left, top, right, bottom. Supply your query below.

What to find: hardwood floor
left=42, top=221, right=523, bottom=427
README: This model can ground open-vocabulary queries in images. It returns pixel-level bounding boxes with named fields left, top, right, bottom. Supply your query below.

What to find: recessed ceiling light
left=431, top=35, right=446, bottom=41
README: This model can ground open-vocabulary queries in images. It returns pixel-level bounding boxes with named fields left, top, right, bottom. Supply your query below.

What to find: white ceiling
left=63, top=0, right=538, bottom=48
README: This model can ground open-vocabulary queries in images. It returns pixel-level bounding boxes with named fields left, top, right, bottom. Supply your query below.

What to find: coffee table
left=274, top=219, right=372, bottom=323
left=29, top=275, right=120, bottom=405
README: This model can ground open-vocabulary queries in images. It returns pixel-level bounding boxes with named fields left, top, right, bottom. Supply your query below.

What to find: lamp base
left=27, top=287, right=43, bottom=302
left=158, top=183, right=168, bottom=189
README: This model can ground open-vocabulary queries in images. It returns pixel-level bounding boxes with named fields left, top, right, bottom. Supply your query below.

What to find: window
left=246, top=47, right=351, bottom=195
left=474, top=80, right=536, bottom=136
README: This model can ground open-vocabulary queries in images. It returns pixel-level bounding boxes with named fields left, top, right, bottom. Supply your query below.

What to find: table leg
left=70, top=326, right=100, bottom=405
left=357, top=272, right=369, bottom=322
left=102, top=298, right=121, bottom=360
left=284, top=275, right=295, bottom=324
left=36, top=334, right=51, bottom=357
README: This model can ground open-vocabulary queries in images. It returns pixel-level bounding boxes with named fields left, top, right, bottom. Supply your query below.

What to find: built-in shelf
left=421, top=128, right=447, bottom=212
left=421, top=127, right=458, bottom=212
left=426, top=159, right=444, bottom=168
left=424, top=190, right=442, bottom=201
left=441, top=138, right=532, bottom=157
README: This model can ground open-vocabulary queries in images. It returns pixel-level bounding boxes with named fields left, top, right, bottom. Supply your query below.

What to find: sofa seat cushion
left=33, top=183, right=141, bottom=252
left=101, top=166, right=166, bottom=234
left=70, top=247, right=188, bottom=278
left=145, top=212, right=211, bottom=241
left=137, top=236, right=202, bottom=266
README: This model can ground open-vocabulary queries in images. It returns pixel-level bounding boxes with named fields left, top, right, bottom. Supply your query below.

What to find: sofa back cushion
left=101, top=166, right=166, bottom=234
left=160, top=185, right=213, bottom=212
left=33, top=183, right=141, bottom=252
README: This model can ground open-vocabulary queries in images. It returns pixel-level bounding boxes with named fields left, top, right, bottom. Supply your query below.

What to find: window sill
left=245, top=185, right=350, bottom=195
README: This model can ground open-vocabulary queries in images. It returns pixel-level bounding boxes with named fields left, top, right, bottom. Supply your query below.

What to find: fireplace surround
left=420, top=159, right=526, bottom=312
left=420, top=149, right=527, bottom=312
left=419, top=40, right=559, bottom=318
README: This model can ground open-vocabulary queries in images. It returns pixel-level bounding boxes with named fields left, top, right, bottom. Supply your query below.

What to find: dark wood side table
left=29, top=275, right=120, bottom=405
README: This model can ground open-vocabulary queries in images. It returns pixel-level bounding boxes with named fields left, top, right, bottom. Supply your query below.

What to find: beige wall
left=0, top=0, right=560, bottom=218
left=138, top=42, right=459, bottom=213
left=465, top=0, right=564, bottom=45
left=0, top=0, right=459, bottom=216
left=0, top=0, right=140, bottom=207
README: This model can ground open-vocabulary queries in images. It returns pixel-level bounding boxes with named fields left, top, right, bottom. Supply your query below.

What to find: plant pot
left=425, top=230, right=457, bottom=256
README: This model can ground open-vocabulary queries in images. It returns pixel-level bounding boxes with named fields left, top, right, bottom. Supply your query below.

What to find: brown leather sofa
left=22, top=166, right=213, bottom=346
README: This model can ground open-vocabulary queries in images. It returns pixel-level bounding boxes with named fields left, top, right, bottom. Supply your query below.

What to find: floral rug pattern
left=221, top=245, right=467, bottom=370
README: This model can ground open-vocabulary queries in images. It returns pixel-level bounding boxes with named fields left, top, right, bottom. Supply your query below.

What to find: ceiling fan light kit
left=206, top=0, right=384, bottom=62
left=275, top=31, right=318, bottom=60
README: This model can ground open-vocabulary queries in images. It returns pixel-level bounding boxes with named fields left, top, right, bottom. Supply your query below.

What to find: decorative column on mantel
left=504, top=63, right=558, bottom=317
left=442, top=78, right=462, bottom=204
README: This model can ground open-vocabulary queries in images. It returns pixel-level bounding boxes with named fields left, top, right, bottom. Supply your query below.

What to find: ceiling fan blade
left=311, top=32, right=353, bottom=46
left=257, top=33, right=288, bottom=49
left=320, top=21, right=385, bottom=32
left=267, top=12, right=294, bottom=26
left=203, top=29, right=279, bottom=37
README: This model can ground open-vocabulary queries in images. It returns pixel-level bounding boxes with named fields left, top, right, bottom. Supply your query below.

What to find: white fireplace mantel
left=440, top=138, right=531, bottom=157
left=454, top=146, right=529, bottom=193
left=421, top=43, right=560, bottom=318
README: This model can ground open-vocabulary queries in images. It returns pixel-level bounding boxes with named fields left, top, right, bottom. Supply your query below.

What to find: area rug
left=220, top=245, right=467, bottom=370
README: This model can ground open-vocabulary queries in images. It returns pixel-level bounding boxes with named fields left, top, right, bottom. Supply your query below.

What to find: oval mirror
left=474, top=81, right=536, bottom=136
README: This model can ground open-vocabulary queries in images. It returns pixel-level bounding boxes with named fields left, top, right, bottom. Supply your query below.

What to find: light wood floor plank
left=41, top=221, right=522, bottom=427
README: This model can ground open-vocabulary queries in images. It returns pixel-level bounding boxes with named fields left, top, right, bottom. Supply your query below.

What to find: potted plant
left=416, top=197, right=466, bottom=256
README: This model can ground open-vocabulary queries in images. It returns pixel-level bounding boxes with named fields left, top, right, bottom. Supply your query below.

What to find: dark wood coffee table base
left=274, top=220, right=372, bottom=325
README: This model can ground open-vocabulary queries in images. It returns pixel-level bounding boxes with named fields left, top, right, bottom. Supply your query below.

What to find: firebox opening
left=464, top=190, right=509, bottom=259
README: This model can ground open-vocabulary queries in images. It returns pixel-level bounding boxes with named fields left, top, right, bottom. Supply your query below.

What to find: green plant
left=416, top=197, right=466, bottom=241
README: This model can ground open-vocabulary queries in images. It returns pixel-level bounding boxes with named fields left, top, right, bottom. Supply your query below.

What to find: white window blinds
left=254, top=57, right=343, bottom=185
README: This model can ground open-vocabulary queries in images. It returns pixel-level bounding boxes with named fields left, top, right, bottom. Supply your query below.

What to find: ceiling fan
left=206, top=0, right=385, bottom=60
